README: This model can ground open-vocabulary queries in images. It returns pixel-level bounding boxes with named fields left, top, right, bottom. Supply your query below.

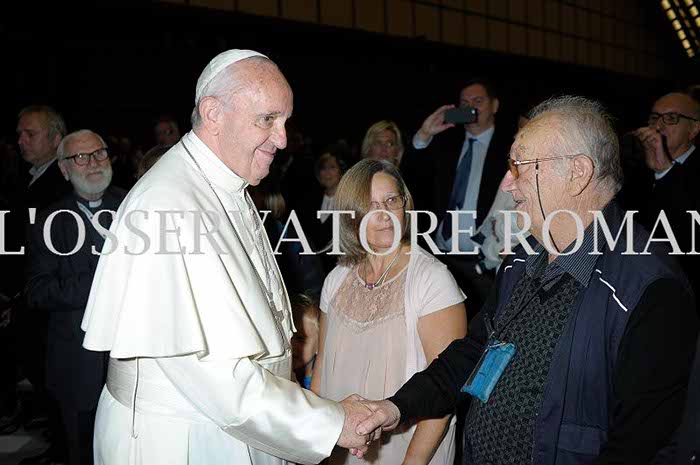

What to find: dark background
left=1, top=1, right=697, bottom=153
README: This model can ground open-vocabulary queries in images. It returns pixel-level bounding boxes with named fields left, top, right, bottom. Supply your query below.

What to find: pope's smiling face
left=216, top=61, right=293, bottom=186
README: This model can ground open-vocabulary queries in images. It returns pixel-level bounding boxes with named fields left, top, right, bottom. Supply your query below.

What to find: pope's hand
left=355, top=399, right=401, bottom=443
left=338, top=395, right=372, bottom=458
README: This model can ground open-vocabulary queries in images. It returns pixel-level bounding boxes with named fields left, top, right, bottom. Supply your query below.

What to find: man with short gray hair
left=356, top=95, right=698, bottom=464
left=16, top=105, right=71, bottom=205
left=81, top=50, right=372, bottom=465
left=7, top=105, right=72, bottom=465
left=26, top=129, right=125, bottom=465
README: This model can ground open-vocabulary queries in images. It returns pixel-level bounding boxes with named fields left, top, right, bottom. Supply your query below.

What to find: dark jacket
left=677, top=338, right=700, bottom=464
left=3, top=160, right=71, bottom=296
left=24, top=160, right=72, bottom=211
left=479, top=205, right=694, bottom=464
left=391, top=203, right=697, bottom=465
left=642, top=148, right=700, bottom=312
left=25, top=187, right=125, bottom=410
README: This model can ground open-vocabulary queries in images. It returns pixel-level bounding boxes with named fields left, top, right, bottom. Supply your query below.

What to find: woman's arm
left=310, top=312, right=328, bottom=395
left=403, top=302, right=467, bottom=465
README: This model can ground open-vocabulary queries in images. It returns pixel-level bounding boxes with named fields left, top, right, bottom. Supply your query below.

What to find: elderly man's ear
left=199, top=97, right=224, bottom=136
left=691, top=121, right=700, bottom=141
left=58, top=160, right=71, bottom=181
left=567, top=155, right=595, bottom=197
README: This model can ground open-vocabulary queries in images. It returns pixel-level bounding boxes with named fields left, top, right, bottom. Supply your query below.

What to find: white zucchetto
left=194, top=49, right=268, bottom=104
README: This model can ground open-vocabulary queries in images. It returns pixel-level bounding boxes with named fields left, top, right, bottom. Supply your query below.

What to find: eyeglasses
left=648, top=112, right=699, bottom=126
left=369, top=194, right=406, bottom=211
left=507, top=154, right=580, bottom=179
left=64, top=148, right=109, bottom=166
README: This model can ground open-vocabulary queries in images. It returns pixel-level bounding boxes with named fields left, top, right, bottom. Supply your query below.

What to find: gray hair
left=57, top=129, right=107, bottom=159
left=528, top=95, right=622, bottom=194
left=190, top=56, right=272, bottom=129
left=18, top=105, right=67, bottom=140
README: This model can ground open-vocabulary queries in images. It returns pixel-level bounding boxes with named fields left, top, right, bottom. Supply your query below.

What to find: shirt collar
left=466, top=125, right=495, bottom=148
left=28, top=157, right=57, bottom=177
left=73, top=191, right=104, bottom=210
left=525, top=203, right=612, bottom=287
left=182, top=131, right=248, bottom=194
left=675, top=145, right=695, bottom=165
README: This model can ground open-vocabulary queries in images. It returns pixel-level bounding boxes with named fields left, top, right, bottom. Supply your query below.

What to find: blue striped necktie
left=441, top=137, right=476, bottom=241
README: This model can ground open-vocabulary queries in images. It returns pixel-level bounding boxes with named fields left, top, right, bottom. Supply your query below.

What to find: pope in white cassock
left=81, top=50, right=372, bottom=465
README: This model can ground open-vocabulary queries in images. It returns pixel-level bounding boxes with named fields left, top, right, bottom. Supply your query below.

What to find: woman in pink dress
left=311, top=159, right=467, bottom=465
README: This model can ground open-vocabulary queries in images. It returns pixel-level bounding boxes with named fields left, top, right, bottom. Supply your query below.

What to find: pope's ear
left=199, top=97, right=223, bottom=135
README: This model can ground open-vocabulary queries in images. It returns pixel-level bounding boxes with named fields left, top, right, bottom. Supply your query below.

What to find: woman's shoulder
left=408, top=245, right=449, bottom=275
left=323, top=263, right=352, bottom=291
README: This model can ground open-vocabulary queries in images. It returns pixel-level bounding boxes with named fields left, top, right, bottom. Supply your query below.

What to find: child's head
left=291, top=294, right=320, bottom=371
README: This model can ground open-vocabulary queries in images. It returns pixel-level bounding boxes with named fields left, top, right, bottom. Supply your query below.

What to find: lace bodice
left=330, top=265, right=408, bottom=332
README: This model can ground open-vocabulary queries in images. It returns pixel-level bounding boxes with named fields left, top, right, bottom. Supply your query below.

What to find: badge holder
left=461, top=316, right=516, bottom=403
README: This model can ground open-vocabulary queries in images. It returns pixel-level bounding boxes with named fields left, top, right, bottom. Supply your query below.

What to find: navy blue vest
left=465, top=203, right=690, bottom=465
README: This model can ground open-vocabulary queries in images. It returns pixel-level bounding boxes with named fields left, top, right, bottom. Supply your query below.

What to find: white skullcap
left=195, top=49, right=268, bottom=104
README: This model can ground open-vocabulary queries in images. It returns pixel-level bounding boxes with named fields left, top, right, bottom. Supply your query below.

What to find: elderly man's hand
left=338, top=395, right=373, bottom=458
left=634, top=126, right=673, bottom=173
left=355, top=399, right=401, bottom=443
left=416, top=104, right=457, bottom=145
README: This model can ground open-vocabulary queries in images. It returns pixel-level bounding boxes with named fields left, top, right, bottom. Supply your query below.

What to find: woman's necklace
left=363, top=247, right=403, bottom=290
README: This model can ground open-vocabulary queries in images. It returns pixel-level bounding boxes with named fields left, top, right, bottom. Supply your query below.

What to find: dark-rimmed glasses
left=507, top=154, right=580, bottom=179
left=64, top=148, right=109, bottom=166
left=648, top=112, right=699, bottom=126
left=369, top=194, right=405, bottom=211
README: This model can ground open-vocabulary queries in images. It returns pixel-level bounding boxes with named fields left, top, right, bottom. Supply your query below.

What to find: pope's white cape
left=81, top=131, right=343, bottom=464
left=82, top=132, right=281, bottom=360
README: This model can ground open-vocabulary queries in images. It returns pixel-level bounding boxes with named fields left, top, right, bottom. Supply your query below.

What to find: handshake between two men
left=337, top=396, right=402, bottom=458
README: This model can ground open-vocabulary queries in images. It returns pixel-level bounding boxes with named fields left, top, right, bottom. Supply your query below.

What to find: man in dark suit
left=401, top=78, right=511, bottom=314
left=630, top=92, right=700, bottom=312
left=26, top=129, right=125, bottom=465
left=4, top=106, right=72, bottom=464
left=17, top=105, right=72, bottom=208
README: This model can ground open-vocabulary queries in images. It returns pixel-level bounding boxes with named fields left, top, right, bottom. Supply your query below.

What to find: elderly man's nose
left=502, top=170, right=516, bottom=192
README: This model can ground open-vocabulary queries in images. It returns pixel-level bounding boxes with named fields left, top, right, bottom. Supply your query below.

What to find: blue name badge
left=461, top=340, right=516, bottom=403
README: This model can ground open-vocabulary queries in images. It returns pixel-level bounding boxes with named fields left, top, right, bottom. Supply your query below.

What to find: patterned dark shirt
left=466, top=230, right=599, bottom=465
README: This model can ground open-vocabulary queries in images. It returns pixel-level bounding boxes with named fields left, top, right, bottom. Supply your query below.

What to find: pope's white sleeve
left=155, top=354, right=344, bottom=465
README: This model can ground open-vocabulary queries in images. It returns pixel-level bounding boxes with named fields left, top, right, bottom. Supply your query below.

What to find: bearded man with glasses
left=25, top=129, right=126, bottom=465
left=353, top=96, right=698, bottom=465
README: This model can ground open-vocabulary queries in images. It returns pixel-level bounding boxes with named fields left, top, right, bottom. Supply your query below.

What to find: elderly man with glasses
left=25, top=129, right=126, bottom=465
left=631, top=92, right=700, bottom=313
left=353, top=96, right=698, bottom=465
